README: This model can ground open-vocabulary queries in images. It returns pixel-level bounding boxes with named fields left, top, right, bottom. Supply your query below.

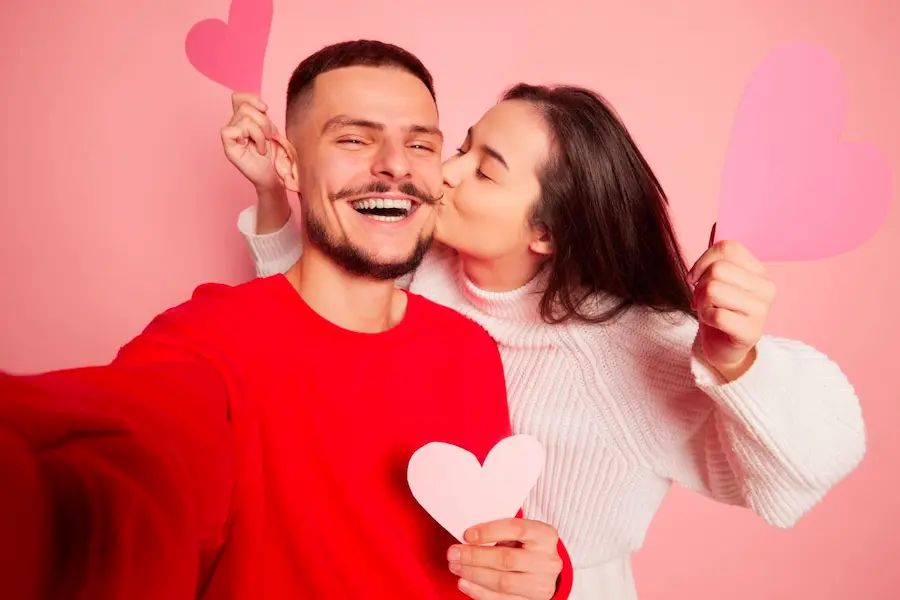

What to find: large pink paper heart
left=407, top=435, right=545, bottom=544
left=715, top=42, right=892, bottom=261
left=185, top=0, right=274, bottom=94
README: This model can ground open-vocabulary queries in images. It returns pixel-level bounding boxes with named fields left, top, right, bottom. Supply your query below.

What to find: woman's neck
left=459, top=253, right=543, bottom=292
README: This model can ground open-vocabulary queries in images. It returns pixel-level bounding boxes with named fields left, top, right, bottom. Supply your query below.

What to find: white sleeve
left=237, top=206, right=303, bottom=277
left=595, top=312, right=866, bottom=528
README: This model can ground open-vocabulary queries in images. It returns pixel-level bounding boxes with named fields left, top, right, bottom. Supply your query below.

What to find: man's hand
left=447, top=518, right=562, bottom=600
left=220, top=92, right=283, bottom=192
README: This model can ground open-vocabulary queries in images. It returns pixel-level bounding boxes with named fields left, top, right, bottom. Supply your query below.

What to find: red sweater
left=0, top=275, right=573, bottom=599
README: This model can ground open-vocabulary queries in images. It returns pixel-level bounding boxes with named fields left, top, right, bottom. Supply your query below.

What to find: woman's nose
left=442, top=155, right=462, bottom=188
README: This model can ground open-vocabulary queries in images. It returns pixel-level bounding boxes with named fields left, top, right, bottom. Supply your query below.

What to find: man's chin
left=306, top=212, right=432, bottom=280
left=349, top=254, right=426, bottom=281
left=363, top=248, right=423, bottom=265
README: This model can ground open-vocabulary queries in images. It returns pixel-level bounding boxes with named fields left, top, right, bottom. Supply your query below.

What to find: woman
left=224, top=85, right=865, bottom=599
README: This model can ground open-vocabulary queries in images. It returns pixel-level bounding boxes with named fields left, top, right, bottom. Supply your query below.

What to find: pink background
left=1, top=0, right=897, bottom=598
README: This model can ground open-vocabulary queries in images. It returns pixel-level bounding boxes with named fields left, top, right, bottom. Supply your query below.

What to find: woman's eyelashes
left=455, top=148, right=492, bottom=181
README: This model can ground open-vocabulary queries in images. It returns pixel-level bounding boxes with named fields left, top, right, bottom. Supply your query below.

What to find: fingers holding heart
left=230, top=91, right=267, bottom=113
left=226, top=100, right=278, bottom=154
left=449, top=542, right=558, bottom=576
left=229, top=102, right=277, bottom=134
left=450, top=548, right=553, bottom=599
left=690, top=254, right=774, bottom=346
left=465, top=517, right=559, bottom=549
left=448, top=519, right=561, bottom=600
left=455, top=579, right=533, bottom=600
left=692, top=260, right=773, bottom=308
left=221, top=122, right=268, bottom=154
left=689, top=239, right=767, bottom=283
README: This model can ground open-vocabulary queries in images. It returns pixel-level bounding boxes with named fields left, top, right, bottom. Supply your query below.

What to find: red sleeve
left=553, top=537, right=574, bottom=600
left=0, top=309, right=235, bottom=599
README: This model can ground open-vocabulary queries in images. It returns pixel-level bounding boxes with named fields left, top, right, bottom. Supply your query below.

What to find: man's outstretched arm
left=0, top=342, right=234, bottom=599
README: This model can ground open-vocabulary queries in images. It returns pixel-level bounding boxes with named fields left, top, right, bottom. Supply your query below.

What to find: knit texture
left=239, top=207, right=866, bottom=599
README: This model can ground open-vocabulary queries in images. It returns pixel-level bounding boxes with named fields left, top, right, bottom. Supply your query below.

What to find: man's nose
left=372, top=141, right=412, bottom=181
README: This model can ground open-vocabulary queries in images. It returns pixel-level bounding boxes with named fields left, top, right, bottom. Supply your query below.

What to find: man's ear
left=270, top=134, right=301, bottom=193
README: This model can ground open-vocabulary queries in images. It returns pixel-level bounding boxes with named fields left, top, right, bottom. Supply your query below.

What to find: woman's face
left=436, top=100, right=553, bottom=276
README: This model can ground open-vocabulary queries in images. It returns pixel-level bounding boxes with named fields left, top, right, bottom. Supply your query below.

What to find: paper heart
left=407, top=435, right=544, bottom=544
left=715, top=42, right=891, bottom=261
left=185, top=0, right=274, bottom=94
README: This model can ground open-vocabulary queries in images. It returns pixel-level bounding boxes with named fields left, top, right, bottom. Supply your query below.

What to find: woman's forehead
left=473, top=100, right=550, bottom=171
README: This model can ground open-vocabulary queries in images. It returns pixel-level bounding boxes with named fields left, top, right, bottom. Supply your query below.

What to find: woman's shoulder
left=615, top=305, right=697, bottom=346
left=421, top=242, right=459, bottom=268
left=407, top=243, right=461, bottom=291
left=557, top=303, right=702, bottom=406
left=565, top=298, right=697, bottom=351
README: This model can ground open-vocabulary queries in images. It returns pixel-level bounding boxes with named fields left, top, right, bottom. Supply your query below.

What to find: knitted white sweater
left=238, top=207, right=866, bottom=599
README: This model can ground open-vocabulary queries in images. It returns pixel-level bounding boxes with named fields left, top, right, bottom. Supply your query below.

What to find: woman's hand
left=688, top=237, right=777, bottom=381
left=220, top=92, right=283, bottom=192
left=447, top=518, right=562, bottom=600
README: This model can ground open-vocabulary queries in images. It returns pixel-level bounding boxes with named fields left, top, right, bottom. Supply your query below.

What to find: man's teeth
left=351, top=198, right=413, bottom=212
left=350, top=198, right=413, bottom=222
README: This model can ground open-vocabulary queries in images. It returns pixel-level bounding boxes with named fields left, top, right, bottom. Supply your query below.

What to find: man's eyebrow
left=410, top=124, right=443, bottom=139
left=322, top=115, right=383, bottom=134
left=322, top=115, right=443, bottom=139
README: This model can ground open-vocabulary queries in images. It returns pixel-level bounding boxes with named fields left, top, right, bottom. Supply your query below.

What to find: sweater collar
left=453, top=259, right=548, bottom=325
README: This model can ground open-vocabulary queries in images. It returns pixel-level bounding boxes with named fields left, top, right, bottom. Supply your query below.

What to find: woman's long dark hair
left=502, top=83, right=694, bottom=324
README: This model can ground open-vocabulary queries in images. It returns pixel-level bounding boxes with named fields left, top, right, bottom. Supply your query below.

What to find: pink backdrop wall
left=1, top=0, right=897, bottom=598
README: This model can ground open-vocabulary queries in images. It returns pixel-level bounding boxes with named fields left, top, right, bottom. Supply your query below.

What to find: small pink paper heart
left=185, top=0, right=274, bottom=94
left=407, top=435, right=544, bottom=544
left=715, top=42, right=892, bottom=261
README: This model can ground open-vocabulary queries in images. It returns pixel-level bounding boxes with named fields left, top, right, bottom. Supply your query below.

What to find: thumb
left=707, top=222, right=717, bottom=249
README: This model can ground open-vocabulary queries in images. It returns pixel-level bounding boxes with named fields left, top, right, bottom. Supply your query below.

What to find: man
left=0, top=41, right=572, bottom=599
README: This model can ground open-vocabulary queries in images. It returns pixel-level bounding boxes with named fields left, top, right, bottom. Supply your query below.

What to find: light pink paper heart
left=407, top=435, right=544, bottom=544
left=715, top=42, right=892, bottom=261
left=185, top=0, right=274, bottom=94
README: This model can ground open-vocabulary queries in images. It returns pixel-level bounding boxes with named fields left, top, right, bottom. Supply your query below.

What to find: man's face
left=289, top=66, right=444, bottom=279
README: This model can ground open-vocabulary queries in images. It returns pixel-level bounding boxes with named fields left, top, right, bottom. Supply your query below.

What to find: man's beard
left=305, top=211, right=433, bottom=281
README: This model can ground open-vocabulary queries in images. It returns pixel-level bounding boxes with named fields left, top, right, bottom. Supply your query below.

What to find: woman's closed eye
left=454, top=147, right=492, bottom=181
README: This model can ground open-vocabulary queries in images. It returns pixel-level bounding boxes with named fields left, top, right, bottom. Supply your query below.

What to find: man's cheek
left=421, top=163, right=444, bottom=193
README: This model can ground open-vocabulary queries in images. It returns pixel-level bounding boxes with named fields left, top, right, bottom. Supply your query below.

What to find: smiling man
left=0, top=40, right=570, bottom=600
left=280, top=61, right=443, bottom=281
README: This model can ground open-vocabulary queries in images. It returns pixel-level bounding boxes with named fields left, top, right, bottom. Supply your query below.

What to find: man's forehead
left=309, top=67, right=439, bottom=125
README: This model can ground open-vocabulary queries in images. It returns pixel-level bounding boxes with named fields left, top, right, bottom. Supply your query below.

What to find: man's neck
left=284, top=246, right=407, bottom=334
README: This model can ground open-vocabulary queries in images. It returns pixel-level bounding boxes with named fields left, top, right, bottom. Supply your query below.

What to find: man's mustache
left=330, top=181, right=443, bottom=206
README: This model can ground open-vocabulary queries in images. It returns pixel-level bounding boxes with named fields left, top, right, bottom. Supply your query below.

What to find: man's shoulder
left=169, top=276, right=284, bottom=314
left=408, top=293, right=494, bottom=348
left=114, top=276, right=291, bottom=366
left=141, top=276, right=288, bottom=339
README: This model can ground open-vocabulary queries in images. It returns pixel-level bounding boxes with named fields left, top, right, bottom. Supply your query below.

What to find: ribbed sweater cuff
left=236, top=206, right=303, bottom=277
left=690, top=335, right=790, bottom=431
